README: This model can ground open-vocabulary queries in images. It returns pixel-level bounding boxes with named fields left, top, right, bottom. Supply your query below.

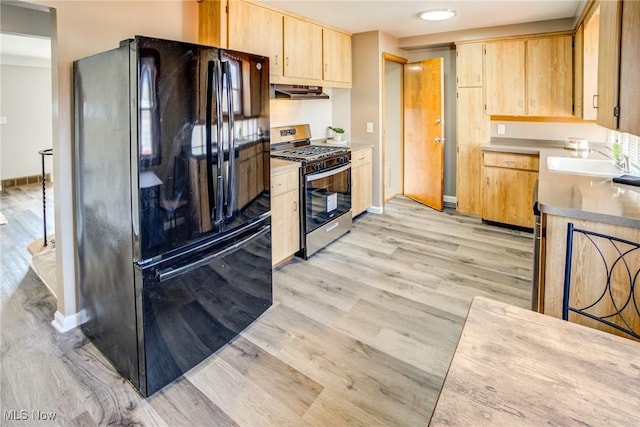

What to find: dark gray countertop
left=481, top=138, right=640, bottom=228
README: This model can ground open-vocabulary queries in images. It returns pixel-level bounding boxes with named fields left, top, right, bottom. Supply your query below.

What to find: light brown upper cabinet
left=484, top=40, right=526, bottom=115
left=617, top=0, right=640, bottom=135
left=577, top=6, right=600, bottom=120
left=526, top=36, right=573, bottom=117
left=484, top=34, right=574, bottom=117
left=227, top=0, right=284, bottom=77
left=322, top=28, right=352, bottom=86
left=456, top=43, right=484, bottom=87
left=198, top=0, right=352, bottom=88
left=283, top=16, right=323, bottom=81
left=596, top=0, right=622, bottom=130
left=596, top=0, right=640, bottom=135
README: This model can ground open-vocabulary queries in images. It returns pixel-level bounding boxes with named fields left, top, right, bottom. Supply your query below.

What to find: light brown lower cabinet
left=270, top=168, right=299, bottom=266
left=351, top=147, right=372, bottom=217
left=481, top=151, right=539, bottom=228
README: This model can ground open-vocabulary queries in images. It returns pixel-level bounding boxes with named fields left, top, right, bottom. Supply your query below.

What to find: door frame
left=381, top=52, right=407, bottom=204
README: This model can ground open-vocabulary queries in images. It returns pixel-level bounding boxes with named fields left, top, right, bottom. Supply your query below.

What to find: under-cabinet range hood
left=273, top=84, right=329, bottom=100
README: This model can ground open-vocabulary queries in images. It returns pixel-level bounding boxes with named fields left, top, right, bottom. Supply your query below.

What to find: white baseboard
left=51, top=310, right=82, bottom=333
left=367, top=205, right=383, bottom=215
left=443, top=195, right=457, bottom=208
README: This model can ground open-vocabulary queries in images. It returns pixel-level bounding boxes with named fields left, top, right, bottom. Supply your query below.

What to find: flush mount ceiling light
left=419, top=8, right=457, bottom=21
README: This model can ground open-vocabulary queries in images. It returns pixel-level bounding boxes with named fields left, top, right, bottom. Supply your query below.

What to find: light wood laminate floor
left=1, top=186, right=533, bottom=426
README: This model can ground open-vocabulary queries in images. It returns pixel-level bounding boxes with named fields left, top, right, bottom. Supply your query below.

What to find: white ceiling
left=257, top=0, right=586, bottom=38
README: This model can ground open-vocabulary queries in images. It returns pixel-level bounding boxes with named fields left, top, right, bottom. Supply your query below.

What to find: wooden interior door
left=403, top=58, right=444, bottom=211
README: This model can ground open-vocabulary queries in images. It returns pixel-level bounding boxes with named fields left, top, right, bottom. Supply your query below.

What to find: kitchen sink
left=546, top=156, right=635, bottom=177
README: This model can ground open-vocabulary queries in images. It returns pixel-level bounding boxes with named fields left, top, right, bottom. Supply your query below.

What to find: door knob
left=434, top=137, right=441, bottom=143
left=435, top=119, right=441, bottom=125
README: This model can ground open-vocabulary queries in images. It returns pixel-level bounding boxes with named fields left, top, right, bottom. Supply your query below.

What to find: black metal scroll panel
left=563, top=223, right=640, bottom=340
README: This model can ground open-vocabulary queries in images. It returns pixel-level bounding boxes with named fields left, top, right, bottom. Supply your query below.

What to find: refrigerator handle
left=222, top=61, right=235, bottom=219
left=205, top=61, right=216, bottom=224
left=214, top=59, right=224, bottom=229
left=155, top=225, right=270, bottom=282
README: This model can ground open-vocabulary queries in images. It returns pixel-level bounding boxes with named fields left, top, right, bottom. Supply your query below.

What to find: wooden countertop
left=430, top=297, right=640, bottom=426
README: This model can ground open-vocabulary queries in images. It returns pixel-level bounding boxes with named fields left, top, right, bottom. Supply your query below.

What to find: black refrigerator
left=73, top=36, right=272, bottom=397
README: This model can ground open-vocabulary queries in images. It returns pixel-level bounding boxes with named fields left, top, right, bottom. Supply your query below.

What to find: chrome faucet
left=615, top=154, right=630, bottom=173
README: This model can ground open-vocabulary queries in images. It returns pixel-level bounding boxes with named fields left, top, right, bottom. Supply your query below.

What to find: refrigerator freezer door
left=137, top=219, right=273, bottom=396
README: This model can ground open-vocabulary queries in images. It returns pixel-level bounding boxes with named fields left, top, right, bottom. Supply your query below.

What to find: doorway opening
left=382, top=53, right=407, bottom=205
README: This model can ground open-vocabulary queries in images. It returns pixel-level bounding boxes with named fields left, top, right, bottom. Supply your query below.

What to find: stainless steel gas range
left=271, top=124, right=352, bottom=258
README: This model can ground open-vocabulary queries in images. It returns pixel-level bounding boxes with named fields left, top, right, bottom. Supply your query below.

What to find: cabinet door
left=457, top=87, right=489, bottom=215
left=526, top=36, right=573, bottom=117
left=283, top=16, right=323, bottom=80
left=582, top=10, right=600, bottom=120
left=271, top=189, right=299, bottom=265
left=456, top=43, right=484, bottom=87
left=597, top=0, right=622, bottom=129
left=482, top=166, right=538, bottom=228
left=228, top=1, right=284, bottom=78
left=485, top=40, right=526, bottom=115
left=351, top=149, right=372, bottom=217
left=618, top=0, right=640, bottom=135
left=322, top=28, right=352, bottom=85
left=198, top=0, right=226, bottom=48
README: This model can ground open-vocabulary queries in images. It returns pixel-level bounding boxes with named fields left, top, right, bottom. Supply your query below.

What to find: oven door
left=305, top=163, right=351, bottom=233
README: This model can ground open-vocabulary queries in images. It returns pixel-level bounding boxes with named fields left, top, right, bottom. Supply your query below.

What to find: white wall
left=0, top=63, right=53, bottom=181
left=490, top=121, right=609, bottom=143
left=270, top=88, right=337, bottom=140
left=384, top=60, right=402, bottom=199
left=351, top=30, right=407, bottom=210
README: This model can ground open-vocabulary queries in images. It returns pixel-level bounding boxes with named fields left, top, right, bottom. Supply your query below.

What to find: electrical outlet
left=366, top=122, right=373, bottom=133
left=497, top=124, right=506, bottom=135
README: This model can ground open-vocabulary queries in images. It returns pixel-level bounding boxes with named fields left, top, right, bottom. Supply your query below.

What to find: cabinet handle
left=275, top=54, right=280, bottom=65
left=286, top=57, right=289, bottom=67
left=324, top=64, right=328, bottom=73
left=293, top=201, right=297, bottom=212
left=272, top=183, right=282, bottom=189
left=592, top=94, right=599, bottom=109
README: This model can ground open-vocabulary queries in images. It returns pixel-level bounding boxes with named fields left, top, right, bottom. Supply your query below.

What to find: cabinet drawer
left=483, top=152, right=539, bottom=171
left=270, top=169, right=299, bottom=197
left=351, top=148, right=372, bottom=168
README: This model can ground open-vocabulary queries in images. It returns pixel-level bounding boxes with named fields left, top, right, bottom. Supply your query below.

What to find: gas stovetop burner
left=272, top=145, right=350, bottom=162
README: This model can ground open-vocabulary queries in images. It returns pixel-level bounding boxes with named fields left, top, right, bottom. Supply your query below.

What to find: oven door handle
left=306, top=163, right=351, bottom=181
